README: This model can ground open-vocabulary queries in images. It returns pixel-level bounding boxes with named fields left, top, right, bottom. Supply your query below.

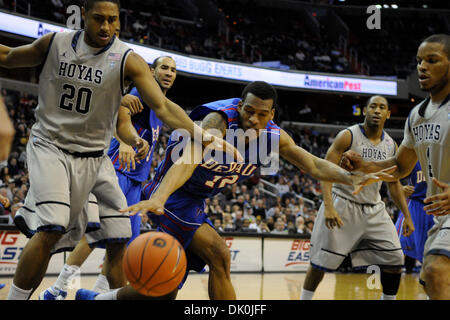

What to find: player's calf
left=8, top=231, right=63, bottom=299
left=190, top=224, right=235, bottom=299
left=104, top=242, right=128, bottom=289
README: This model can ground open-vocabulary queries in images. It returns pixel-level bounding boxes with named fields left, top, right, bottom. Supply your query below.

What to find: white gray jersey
left=333, top=124, right=397, bottom=205
left=401, top=96, right=450, bottom=198
left=32, top=30, right=133, bottom=153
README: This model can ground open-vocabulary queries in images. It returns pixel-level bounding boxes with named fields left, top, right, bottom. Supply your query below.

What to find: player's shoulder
left=408, top=97, right=430, bottom=121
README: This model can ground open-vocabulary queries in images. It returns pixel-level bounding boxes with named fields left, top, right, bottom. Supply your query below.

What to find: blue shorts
left=143, top=183, right=214, bottom=288
left=96, top=171, right=142, bottom=249
left=395, top=199, right=434, bottom=263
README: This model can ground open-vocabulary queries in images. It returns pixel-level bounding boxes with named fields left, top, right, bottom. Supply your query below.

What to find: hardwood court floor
left=0, top=272, right=427, bottom=300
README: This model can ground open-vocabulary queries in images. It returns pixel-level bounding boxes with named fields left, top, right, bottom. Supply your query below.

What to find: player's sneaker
left=0, top=284, right=5, bottom=290
left=75, top=289, right=99, bottom=300
left=39, top=286, right=67, bottom=300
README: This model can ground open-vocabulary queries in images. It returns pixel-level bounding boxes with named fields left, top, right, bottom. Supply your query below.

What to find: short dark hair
left=84, top=0, right=120, bottom=12
left=364, top=95, right=389, bottom=109
left=241, top=81, right=278, bottom=107
left=421, top=34, right=450, bottom=59
left=151, top=56, right=174, bottom=69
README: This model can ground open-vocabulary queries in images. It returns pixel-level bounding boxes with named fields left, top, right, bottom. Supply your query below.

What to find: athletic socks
left=300, top=288, right=315, bottom=300
left=92, top=274, right=110, bottom=293
left=54, top=264, right=80, bottom=292
left=7, top=283, right=32, bottom=300
left=95, top=288, right=119, bottom=300
left=380, top=293, right=397, bottom=300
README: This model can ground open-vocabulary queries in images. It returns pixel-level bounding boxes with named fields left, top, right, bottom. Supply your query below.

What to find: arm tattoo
left=201, top=112, right=228, bottom=136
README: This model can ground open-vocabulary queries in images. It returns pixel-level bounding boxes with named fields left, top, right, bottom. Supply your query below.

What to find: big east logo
left=285, top=239, right=310, bottom=267
left=0, top=231, right=24, bottom=269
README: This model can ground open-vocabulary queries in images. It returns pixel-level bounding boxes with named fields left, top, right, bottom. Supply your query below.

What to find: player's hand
left=402, top=216, right=415, bottom=237
left=121, top=94, right=143, bottom=116
left=351, top=166, right=397, bottom=195
left=403, top=185, right=415, bottom=198
left=134, top=138, right=150, bottom=163
left=202, top=130, right=244, bottom=163
left=120, top=198, right=165, bottom=217
left=118, top=142, right=136, bottom=172
left=340, top=150, right=366, bottom=172
left=324, top=205, right=344, bottom=229
left=0, top=194, right=10, bottom=209
left=423, top=178, right=450, bottom=216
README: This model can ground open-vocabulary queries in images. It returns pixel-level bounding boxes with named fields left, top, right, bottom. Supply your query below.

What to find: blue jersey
left=408, top=161, right=427, bottom=201
left=144, top=98, right=280, bottom=199
left=107, top=87, right=162, bottom=182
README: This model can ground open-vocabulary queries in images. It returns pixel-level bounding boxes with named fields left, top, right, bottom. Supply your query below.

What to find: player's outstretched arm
left=341, top=144, right=417, bottom=181
left=0, top=33, right=54, bottom=68
left=124, top=52, right=242, bottom=162
left=120, top=112, right=228, bottom=217
left=387, top=181, right=415, bottom=236
left=278, top=129, right=395, bottom=192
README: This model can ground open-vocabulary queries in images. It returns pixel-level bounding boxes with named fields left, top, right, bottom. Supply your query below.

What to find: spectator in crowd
left=222, top=213, right=234, bottom=231
left=295, top=216, right=311, bottom=237
left=213, top=218, right=224, bottom=232
left=8, top=202, right=22, bottom=225
left=271, top=221, right=288, bottom=234
left=305, top=220, right=314, bottom=235
left=140, top=213, right=152, bottom=231
left=237, top=218, right=252, bottom=232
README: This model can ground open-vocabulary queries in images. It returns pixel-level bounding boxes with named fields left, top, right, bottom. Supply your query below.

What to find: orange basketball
left=123, top=231, right=187, bottom=297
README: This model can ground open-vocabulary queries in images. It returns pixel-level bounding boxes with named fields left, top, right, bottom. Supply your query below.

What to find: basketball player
left=76, top=81, right=396, bottom=300
left=0, top=97, right=15, bottom=161
left=300, top=95, right=415, bottom=301
left=38, top=56, right=177, bottom=299
left=0, top=0, right=236, bottom=300
left=395, top=161, right=434, bottom=270
left=340, top=34, right=450, bottom=299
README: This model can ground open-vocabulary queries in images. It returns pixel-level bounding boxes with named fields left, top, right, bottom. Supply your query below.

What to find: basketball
left=123, top=231, right=187, bottom=297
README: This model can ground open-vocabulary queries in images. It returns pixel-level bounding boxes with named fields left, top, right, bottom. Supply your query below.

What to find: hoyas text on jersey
left=58, top=62, right=103, bottom=85
left=361, top=147, right=387, bottom=160
left=411, top=123, right=440, bottom=143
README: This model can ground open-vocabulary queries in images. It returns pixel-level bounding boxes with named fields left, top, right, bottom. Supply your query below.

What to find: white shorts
left=15, top=134, right=131, bottom=254
left=309, top=193, right=404, bottom=271
left=424, top=215, right=450, bottom=259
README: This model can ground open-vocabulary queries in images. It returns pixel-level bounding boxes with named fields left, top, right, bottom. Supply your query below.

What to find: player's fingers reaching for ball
left=120, top=200, right=165, bottom=216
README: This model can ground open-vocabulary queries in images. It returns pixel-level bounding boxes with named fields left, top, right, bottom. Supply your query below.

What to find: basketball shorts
left=143, top=183, right=214, bottom=288
left=423, top=214, right=450, bottom=259
left=94, top=170, right=142, bottom=249
left=310, top=193, right=404, bottom=271
left=15, top=134, right=131, bottom=254
left=395, top=199, right=434, bottom=262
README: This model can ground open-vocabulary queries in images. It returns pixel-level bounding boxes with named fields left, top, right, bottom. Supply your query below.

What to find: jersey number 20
left=59, top=84, right=92, bottom=114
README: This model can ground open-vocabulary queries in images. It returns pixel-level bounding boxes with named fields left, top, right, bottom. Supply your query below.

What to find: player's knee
left=105, top=242, right=127, bottom=261
left=35, top=230, right=62, bottom=247
left=206, top=239, right=231, bottom=272
left=422, top=257, right=449, bottom=287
